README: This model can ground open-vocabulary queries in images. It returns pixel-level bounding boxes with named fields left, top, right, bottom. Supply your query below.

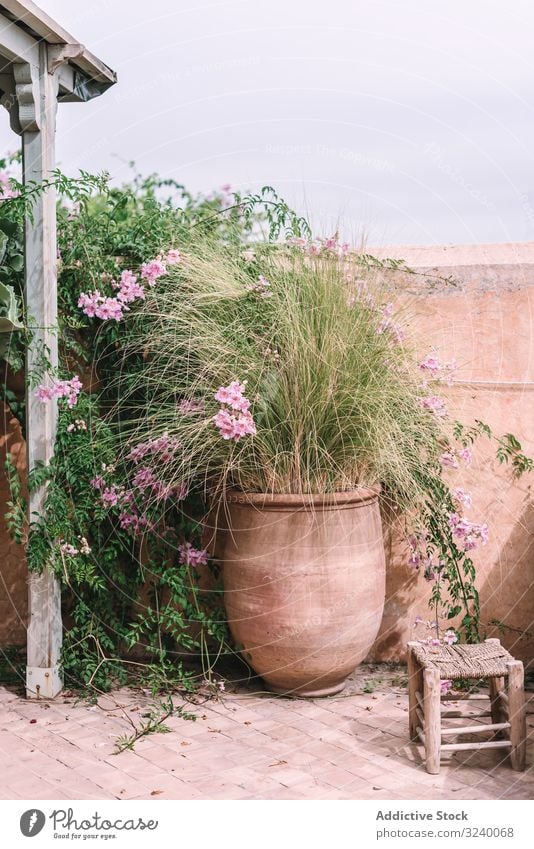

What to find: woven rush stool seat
left=407, top=638, right=527, bottom=775
left=409, top=640, right=514, bottom=680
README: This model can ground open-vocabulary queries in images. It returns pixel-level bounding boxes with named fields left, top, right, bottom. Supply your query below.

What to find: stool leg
left=489, top=677, right=505, bottom=726
left=507, top=660, right=526, bottom=771
left=407, top=642, right=422, bottom=741
left=423, top=667, right=441, bottom=774
left=485, top=639, right=505, bottom=726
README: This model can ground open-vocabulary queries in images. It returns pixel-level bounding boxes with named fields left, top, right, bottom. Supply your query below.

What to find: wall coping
left=368, top=241, right=534, bottom=268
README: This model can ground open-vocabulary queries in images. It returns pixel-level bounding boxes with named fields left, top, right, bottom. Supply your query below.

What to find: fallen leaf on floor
left=150, top=790, right=163, bottom=796
left=208, top=728, right=221, bottom=733
left=180, top=741, right=191, bottom=747
left=269, top=759, right=287, bottom=767
left=29, top=719, right=37, bottom=724
left=365, top=706, right=372, bottom=711
left=244, top=721, right=252, bottom=725
left=373, top=786, right=382, bottom=790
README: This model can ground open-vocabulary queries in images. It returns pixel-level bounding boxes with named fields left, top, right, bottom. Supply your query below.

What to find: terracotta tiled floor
left=0, top=666, right=532, bottom=800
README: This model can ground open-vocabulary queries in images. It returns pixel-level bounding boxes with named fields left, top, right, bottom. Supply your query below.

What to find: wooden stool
left=407, top=638, right=527, bottom=774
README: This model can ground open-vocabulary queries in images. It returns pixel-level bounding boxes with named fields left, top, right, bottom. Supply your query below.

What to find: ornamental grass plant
left=114, top=238, right=449, bottom=509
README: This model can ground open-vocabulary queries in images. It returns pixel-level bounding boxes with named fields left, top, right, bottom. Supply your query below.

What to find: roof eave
left=0, top=0, right=116, bottom=89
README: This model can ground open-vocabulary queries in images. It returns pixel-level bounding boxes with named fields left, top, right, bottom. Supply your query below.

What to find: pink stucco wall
left=1, top=242, right=534, bottom=666
left=0, top=402, right=27, bottom=646
left=369, top=243, right=534, bottom=666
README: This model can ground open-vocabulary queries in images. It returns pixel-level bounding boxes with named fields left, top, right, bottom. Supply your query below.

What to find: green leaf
left=8, top=254, right=23, bottom=272
left=0, top=231, right=8, bottom=263
left=0, top=280, right=24, bottom=333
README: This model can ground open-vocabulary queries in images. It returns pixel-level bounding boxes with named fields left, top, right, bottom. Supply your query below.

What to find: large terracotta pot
left=219, top=487, right=386, bottom=697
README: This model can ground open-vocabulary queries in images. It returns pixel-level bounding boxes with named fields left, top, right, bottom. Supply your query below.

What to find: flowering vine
left=78, top=248, right=178, bottom=323
left=35, top=375, right=82, bottom=408
left=213, top=381, right=256, bottom=441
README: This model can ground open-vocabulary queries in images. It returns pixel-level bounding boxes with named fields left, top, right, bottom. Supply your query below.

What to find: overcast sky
left=2, top=0, right=534, bottom=245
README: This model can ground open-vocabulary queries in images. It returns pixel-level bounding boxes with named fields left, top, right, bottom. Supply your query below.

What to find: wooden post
left=407, top=641, right=422, bottom=741
left=21, top=44, right=63, bottom=699
left=423, top=667, right=441, bottom=774
left=507, top=660, right=526, bottom=771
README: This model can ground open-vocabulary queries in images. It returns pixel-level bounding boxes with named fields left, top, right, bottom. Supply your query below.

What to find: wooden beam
left=0, top=9, right=39, bottom=70
left=23, top=42, right=62, bottom=699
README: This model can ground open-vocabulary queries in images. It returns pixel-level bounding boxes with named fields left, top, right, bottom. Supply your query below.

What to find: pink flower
left=94, top=296, right=126, bottom=321
left=377, top=303, right=405, bottom=343
left=453, top=488, right=472, bottom=509
left=119, top=510, right=149, bottom=534
left=101, top=486, right=121, bottom=508
left=440, top=451, right=458, bottom=469
left=132, top=467, right=157, bottom=493
left=246, top=274, right=272, bottom=298
left=0, top=170, right=19, bottom=199
left=128, top=434, right=181, bottom=464
left=213, top=409, right=256, bottom=441
left=35, top=385, right=54, bottom=402
left=178, top=398, right=204, bottom=415
left=214, top=386, right=231, bottom=405
left=420, top=395, right=447, bottom=417
left=448, top=512, right=488, bottom=551
left=115, top=270, right=145, bottom=304
left=458, top=447, right=473, bottom=466
left=78, top=291, right=103, bottom=318
left=178, top=542, right=208, bottom=566
left=213, top=408, right=237, bottom=440
left=443, top=630, right=458, bottom=646
left=440, top=680, right=453, bottom=695
left=157, top=482, right=173, bottom=500
left=213, top=381, right=256, bottom=440
left=165, top=249, right=182, bottom=265
left=287, top=236, right=308, bottom=249
left=232, top=411, right=256, bottom=437
left=140, top=259, right=166, bottom=286
left=90, top=475, right=106, bottom=490
left=419, top=354, right=442, bottom=375
left=35, top=375, right=82, bottom=408
left=215, top=381, right=250, bottom=412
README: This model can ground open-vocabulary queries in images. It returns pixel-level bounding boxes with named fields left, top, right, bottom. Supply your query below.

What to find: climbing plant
left=1, top=152, right=532, bottom=698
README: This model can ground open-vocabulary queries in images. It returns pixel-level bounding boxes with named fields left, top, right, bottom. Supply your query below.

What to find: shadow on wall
left=0, top=402, right=27, bottom=646
left=367, top=516, right=427, bottom=663
left=481, top=496, right=534, bottom=668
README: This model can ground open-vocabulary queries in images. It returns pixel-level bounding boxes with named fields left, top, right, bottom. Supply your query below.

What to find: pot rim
left=224, top=485, right=380, bottom=510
